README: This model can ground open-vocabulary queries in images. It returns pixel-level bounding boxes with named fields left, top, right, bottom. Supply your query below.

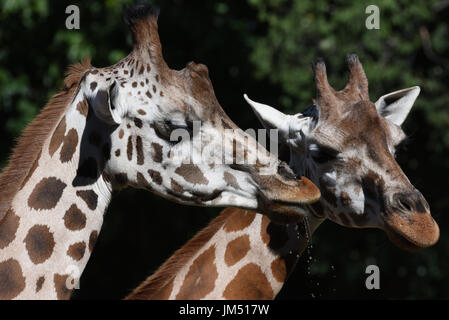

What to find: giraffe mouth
left=259, top=200, right=309, bottom=224
left=383, top=211, right=440, bottom=251
left=256, top=176, right=321, bottom=223
left=384, top=227, right=426, bottom=251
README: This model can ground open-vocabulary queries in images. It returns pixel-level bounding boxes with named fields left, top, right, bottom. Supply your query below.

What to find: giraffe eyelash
left=153, top=119, right=194, bottom=144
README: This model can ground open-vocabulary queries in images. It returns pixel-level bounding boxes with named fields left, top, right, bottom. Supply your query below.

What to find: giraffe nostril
left=398, top=198, right=413, bottom=212
left=393, top=193, right=416, bottom=214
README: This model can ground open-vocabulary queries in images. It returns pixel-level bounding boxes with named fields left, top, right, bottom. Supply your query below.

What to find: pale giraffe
left=125, top=55, right=439, bottom=300
left=0, top=5, right=320, bottom=300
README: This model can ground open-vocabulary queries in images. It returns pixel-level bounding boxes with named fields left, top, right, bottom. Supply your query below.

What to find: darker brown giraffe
left=0, top=5, right=319, bottom=299
left=126, top=55, right=439, bottom=300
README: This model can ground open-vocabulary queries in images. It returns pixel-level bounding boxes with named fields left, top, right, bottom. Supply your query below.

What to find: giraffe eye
left=153, top=119, right=194, bottom=144
left=166, top=119, right=193, bottom=132
left=310, top=145, right=339, bottom=164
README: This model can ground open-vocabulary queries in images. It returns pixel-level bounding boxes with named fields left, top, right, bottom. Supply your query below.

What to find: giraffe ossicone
left=126, top=55, right=439, bottom=300
left=0, top=4, right=320, bottom=300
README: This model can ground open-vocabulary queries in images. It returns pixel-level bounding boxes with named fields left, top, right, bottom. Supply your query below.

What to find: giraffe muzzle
left=384, top=191, right=439, bottom=251
left=255, top=174, right=321, bottom=224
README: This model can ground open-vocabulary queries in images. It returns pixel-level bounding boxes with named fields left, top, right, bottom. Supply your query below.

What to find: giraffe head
left=73, top=5, right=319, bottom=221
left=245, top=54, right=439, bottom=251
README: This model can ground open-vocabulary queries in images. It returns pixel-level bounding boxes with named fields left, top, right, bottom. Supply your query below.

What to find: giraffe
left=125, top=55, right=439, bottom=300
left=0, top=5, right=320, bottom=300
left=126, top=208, right=316, bottom=300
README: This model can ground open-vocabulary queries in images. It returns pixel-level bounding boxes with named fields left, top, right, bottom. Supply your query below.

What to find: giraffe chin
left=383, top=212, right=440, bottom=252
left=259, top=201, right=308, bottom=224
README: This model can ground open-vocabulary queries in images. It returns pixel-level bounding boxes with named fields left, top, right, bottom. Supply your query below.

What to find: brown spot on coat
left=224, top=235, right=250, bottom=266
left=28, top=177, right=67, bottom=210
left=171, top=179, right=184, bottom=193
left=145, top=91, right=152, bottom=99
left=175, top=245, right=218, bottom=299
left=271, top=257, right=287, bottom=282
left=151, top=142, right=163, bottom=163
left=152, top=85, right=157, bottom=93
left=223, top=263, right=274, bottom=299
left=127, top=136, right=133, bottom=161
left=60, top=128, right=78, bottom=163
left=136, top=136, right=144, bottom=165
left=134, top=118, right=143, bottom=128
left=223, top=210, right=256, bottom=233
left=175, top=164, right=209, bottom=185
left=36, top=276, right=45, bottom=293
left=0, top=259, right=26, bottom=299
left=118, top=129, right=124, bottom=139
left=89, top=230, right=98, bottom=253
left=137, top=109, right=146, bottom=115
left=136, top=172, right=152, bottom=190
left=224, top=172, right=239, bottom=190
left=132, top=82, right=137, bottom=88
left=67, top=242, right=86, bottom=261
left=148, top=169, right=162, bottom=185
left=76, top=99, right=88, bottom=117
left=63, top=204, right=86, bottom=231
left=76, top=190, right=98, bottom=210
left=24, top=224, right=55, bottom=264
left=49, top=116, right=66, bottom=157
left=90, top=82, right=97, bottom=91
left=115, top=149, right=121, bottom=157
left=0, top=208, right=20, bottom=249
left=53, top=274, right=73, bottom=300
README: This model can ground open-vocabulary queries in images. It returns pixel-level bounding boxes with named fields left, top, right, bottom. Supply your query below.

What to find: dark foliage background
left=0, top=0, right=448, bottom=299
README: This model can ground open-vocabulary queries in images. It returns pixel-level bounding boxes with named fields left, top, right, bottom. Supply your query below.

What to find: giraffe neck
left=0, top=87, right=113, bottom=299
left=126, top=207, right=323, bottom=300
left=125, top=146, right=329, bottom=300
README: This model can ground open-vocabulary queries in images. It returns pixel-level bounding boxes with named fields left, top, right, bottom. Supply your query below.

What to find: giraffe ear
left=244, top=94, right=290, bottom=140
left=85, top=79, right=122, bottom=125
left=375, top=86, right=420, bottom=126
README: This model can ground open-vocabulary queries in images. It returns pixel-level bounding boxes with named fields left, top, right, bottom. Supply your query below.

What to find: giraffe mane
left=0, top=58, right=92, bottom=222
left=125, top=208, right=237, bottom=300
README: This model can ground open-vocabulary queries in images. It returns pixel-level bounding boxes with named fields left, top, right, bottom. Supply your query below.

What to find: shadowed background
left=0, top=0, right=448, bottom=299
